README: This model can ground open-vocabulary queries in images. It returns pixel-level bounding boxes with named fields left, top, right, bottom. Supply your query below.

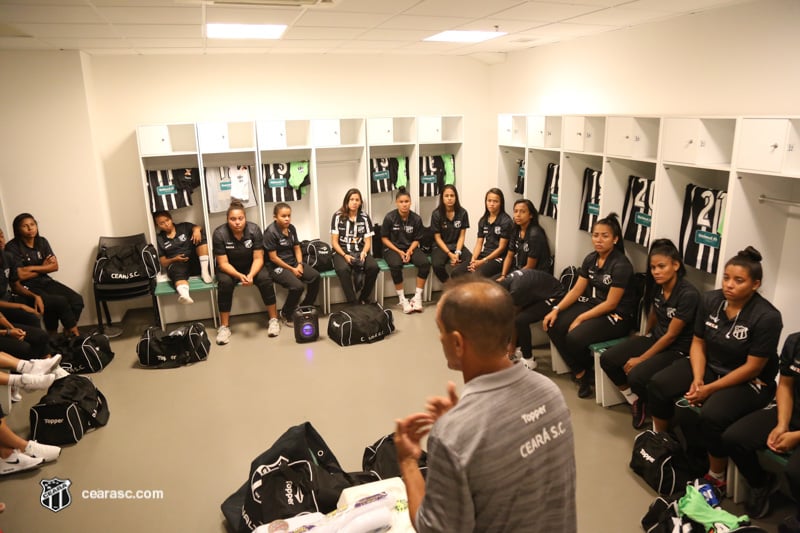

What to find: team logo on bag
left=731, top=325, right=749, bottom=341
left=40, top=478, right=72, bottom=513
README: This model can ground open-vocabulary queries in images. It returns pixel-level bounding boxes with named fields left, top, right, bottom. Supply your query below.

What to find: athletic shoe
left=0, top=450, right=44, bottom=476
left=400, top=298, right=413, bottom=314
left=508, top=348, right=523, bottom=363
left=631, top=399, right=648, bottom=430
left=24, top=440, right=61, bottom=463
left=745, top=472, right=778, bottom=519
left=178, top=293, right=194, bottom=305
left=521, top=357, right=538, bottom=371
left=18, top=373, right=55, bottom=392
left=577, top=372, right=594, bottom=399
left=267, top=318, right=281, bottom=337
left=52, top=367, right=70, bottom=380
left=28, top=354, right=63, bottom=375
left=411, top=295, right=423, bottom=312
left=702, top=473, right=727, bottom=498
left=216, top=325, right=232, bottom=345
left=201, top=270, right=213, bottom=284
left=779, top=515, right=800, bottom=533
left=10, top=385, right=21, bottom=402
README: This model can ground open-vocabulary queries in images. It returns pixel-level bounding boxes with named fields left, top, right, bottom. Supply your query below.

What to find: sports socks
left=199, top=256, right=212, bottom=283
left=396, top=289, right=406, bottom=301
left=177, top=284, right=191, bottom=298
left=414, top=287, right=423, bottom=298
left=621, top=388, right=639, bottom=405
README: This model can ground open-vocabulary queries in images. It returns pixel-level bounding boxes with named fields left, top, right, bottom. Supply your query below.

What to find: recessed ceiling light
left=206, top=23, right=287, bottom=39
left=424, top=30, right=507, bottom=44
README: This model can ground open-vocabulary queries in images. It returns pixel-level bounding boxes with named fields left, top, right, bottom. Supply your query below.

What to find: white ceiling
left=0, top=0, right=748, bottom=59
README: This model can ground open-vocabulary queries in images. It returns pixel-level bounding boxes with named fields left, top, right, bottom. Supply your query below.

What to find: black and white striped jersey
left=514, top=159, right=525, bottom=194
left=539, top=162, right=560, bottom=219
left=419, top=154, right=455, bottom=197
left=621, top=175, right=654, bottom=247
left=578, top=167, right=602, bottom=232
left=263, top=163, right=302, bottom=203
left=679, top=184, right=727, bottom=274
left=370, top=157, right=408, bottom=194
left=146, top=169, right=195, bottom=212
left=330, top=212, right=374, bottom=255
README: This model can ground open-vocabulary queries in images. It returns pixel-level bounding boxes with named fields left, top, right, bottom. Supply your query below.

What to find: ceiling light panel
left=207, top=23, right=287, bottom=38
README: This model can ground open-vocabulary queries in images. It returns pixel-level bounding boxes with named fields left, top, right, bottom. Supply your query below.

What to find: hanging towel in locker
left=370, top=157, right=408, bottom=194
left=264, top=162, right=303, bottom=203
left=146, top=168, right=196, bottom=212
left=539, top=162, right=560, bottom=220
left=514, top=159, right=525, bottom=194
left=205, top=166, right=258, bottom=213
left=679, top=184, right=727, bottom=274
left=621, top=175, right=655, bottom=247
left=419, top=154, right=456, bottom=197
left=288, top=161, right=311, bottom=191
left=578, top=167, right=602, bottom=232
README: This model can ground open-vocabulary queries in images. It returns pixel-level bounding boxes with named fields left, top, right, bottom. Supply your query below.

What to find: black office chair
left=93, top=233, right=159, bottom=335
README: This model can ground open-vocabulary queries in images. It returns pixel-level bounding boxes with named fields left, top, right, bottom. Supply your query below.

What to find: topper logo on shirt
left=602, top=274, right=612, bottom=285
left=731, top=325, right=749, bottom=341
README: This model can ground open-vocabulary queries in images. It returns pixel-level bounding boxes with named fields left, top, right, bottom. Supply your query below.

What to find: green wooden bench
left=154, top=276, right=218, bottom=330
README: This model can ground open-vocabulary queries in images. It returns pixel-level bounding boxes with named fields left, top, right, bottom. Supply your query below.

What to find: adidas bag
left=93, top=242, right=159, bottom=284
left=327, top=303, right=395, bottom=347
left=54, top=333, right=115, bottom=374
left=29, top=374, right=110, bottom=445
left=630, top=430, right=695, bottom=496
left=136, top=322, right=210, bottom=368
left=300, top=239, right=333, bottom=272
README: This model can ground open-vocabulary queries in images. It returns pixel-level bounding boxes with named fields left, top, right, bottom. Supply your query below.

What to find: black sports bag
left=53, top=333, right=115, bottom=374
left=93, top=242, right=159, bottom=284
left=327, top=303, right=395, bottom=347
left=29, top=374, right=110, bottom=445
left=630, top=430, right=697, bottom=496
left=300, top=239, right=333, bottom=272
left=136, top=322, right=210, bottom=368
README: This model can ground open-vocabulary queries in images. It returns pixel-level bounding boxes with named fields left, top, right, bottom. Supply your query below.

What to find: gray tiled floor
left=0, top=301, right=790, bottom=532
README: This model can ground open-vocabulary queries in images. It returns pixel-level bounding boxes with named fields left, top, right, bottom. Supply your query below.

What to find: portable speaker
left=293, top=306, right=319, bottom=343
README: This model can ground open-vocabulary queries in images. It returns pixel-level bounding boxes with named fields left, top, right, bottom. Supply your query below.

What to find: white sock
left=414, top=287, right=423, bottom=298
left=621, top=388, right=639, bottom=405
left=8, top=374, right=21, bottom=386
left=396, top=290, right=405, bottom=300
left=177, top=284, right=191, bottom=298
left=707, top=469, right=726, bottom=481
left=199, top=256, right=212, bottom=283
left=17, top=360, right=32, bottom=373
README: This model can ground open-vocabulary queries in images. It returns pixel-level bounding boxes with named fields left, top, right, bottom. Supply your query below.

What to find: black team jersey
left=146, top=169, right=196, bottom=212
left=679, top=184, right=727, bottom=274
left=370, top=157, right=408, bottom=194
left=430, top=207, right=470, bottom=250
left=578, top=248, right=637, bottom=318
left=330, top=212, right=374, bottom=255
left=508, top=225, right=551, bottom=273
left=476, top=212, right=513, bottom=259
left=263, top=222, right=301, bottom=268
left=381, top=209, right=424, bottom=252
left=621, top=175, right=655, bottom=247
left=156, top=222, right=197, bottom=259
left=578, top=167, right=602, bottom=232
left=539, top=162, right=560, bottom=220
left=650, top=277, right=700, bottom=354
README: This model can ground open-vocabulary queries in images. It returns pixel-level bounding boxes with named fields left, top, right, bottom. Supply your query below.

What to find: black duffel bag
left=93, top=242, right=159, bottom=284
left=327, top=303, right=395, bottom=347
left=136, top=322, right=210, bottom=368
left=52, top=333, right=115, bottom=374
left=29, top=374, right=110, bottom=445
left=300, top=239, right=333, bottom=272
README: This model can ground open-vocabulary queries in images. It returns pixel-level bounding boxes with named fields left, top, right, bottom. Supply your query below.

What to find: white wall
left=489, top=0, right=800, bottom=116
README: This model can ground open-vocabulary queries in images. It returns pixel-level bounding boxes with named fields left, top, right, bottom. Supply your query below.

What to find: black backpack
left=136, top=322, right=210, bottom=368
left=559, top=265, right=578, bottom=292
left=300, top=239, right=333, bottom=272
left=93, top=242, right=159, bottom=284
left=29, top=374, right=110, bottom=445
left=418, top=226, right=435, bottom=255
left=362, top=433, right=427, bottom=480
left=52, top=333, right=115, bottom=374
left=327, top=303, right=395, bottom=347
left=630, top=430, right=700, bottom=496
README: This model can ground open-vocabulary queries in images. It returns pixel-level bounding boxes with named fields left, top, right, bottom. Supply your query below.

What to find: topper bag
left=300, top=239, right=333, bottom=272
left=630, top=430, right=696, bottom=496
left=29, top=374, right=110, bottom=445
left=327, top=303, right=394, bottom=347
left=93, top=242, right=159, bottom=283
left=136, top=322, right=210, bottom=368
left=54, top=333, right=115, bottom=374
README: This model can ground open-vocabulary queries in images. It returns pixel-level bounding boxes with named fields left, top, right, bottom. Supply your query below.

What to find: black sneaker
left=577, top=373, right=594, bottom=399
left=631, top=399, right=648, bottom=429
left=746, top=472, right=778, bottom=519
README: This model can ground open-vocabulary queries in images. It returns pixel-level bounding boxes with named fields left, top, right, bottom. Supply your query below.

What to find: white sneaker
left=28, top=354, right=63, bottom=375
left=411, top=295, right=423, bottom=312
left=10, top=385, right=21, bottom=402
left=178, top=293, right=194, bottom=305
left=24, top=440, right=61, bottom=463
left=201, top=270, right=213, bottom=284
left=18, top=373, right=55, bottom=392
left=400, top=298, right=413, bottom=314
left=0, top=449, right=44, bottom=476
left=216, top=325, right=232, bottom=345
left=508, top=348, right=522, bottom=363
left=521, top=357, right=538, bottom=371
left=267, top=318, right=281, bottom=337
left=52, top=367, right=70, bottom=380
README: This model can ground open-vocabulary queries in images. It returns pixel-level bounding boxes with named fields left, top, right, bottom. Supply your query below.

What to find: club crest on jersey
left=602, top=274, right=612, bottom=286
left=666, top=307, right=677, bottom=319
left=494, top=227, right=502, bottom=235
left=522, top=243, right=529, bottom=252
left=731, top=325, right=749, bottom=341
left=178, top=234, right=187, bottom=242
left=454, top=221, right=462, bottom=228
left=244, top=239, right=253, bottom=249
left=40, top=478, right=72, bottom=513
left=404, top=226, right=413, bottom=234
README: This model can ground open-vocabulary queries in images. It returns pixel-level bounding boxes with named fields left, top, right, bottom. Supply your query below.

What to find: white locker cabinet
left=197, top=122, right=230, bottom=152
left=527, top=115, right=562, bottom=149
left=661, top=118, right=735, bottom=167
left=256, top=120, right=288, bottom=150
left=736, top=118, right=800, bottom=174
left=311, top=119, right=342, bottom=146
left=498, top=114, right=526, bottom=146
left=367, top=117, right=394, bottom=145
left=605, top=117, right=659, bottom=160
left=418, top=116, right=443, bottom=143
left=138, top=125, right=173, bottom=155
left=563, top=116, right=605, bottom=153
